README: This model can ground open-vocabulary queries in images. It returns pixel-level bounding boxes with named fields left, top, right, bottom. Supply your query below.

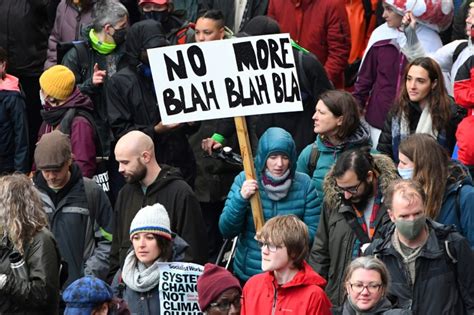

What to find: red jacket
left=268, top=0, right=351, bottom=88
left=242, top=261, right=332, bottom=315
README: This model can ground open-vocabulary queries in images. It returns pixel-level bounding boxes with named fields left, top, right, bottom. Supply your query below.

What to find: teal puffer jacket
left=296, top=121, right=371, bottom=230
left=219, top=127, right=318, bottom=281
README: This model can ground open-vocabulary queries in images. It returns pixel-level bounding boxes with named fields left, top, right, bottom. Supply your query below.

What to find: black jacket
left=108, top=165, right=208, bottom=279
left=0, top=229, right=60, bottom=314
left=0, top=90, right=29, bottom=173
left=0, top=1, right=52, bottom=76
left=377, top=99, right=465, bottom=162
left=365, top=220, right=474, bottom=315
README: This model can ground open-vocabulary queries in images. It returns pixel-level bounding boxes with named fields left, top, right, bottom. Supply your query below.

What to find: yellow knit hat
left=39, top=65, right=76, bottom=100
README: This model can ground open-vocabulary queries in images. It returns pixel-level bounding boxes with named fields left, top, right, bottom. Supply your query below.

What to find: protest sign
left=148, top=33, right=303, bottom=125
left=159, top=262, right=204, bottom=314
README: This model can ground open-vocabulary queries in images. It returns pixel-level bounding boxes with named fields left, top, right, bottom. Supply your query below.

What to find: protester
left=32, top=130, right=113, bottom=287
left=353, top=1, right=443, bottom=147
left=113, top=204, right=189, bottom=314
left=44, top=0, right=94, bottom=69
left=199, top=0, right=268, bottom=33
left=38, top=64, right=96, bottom=177
left=398, top=133, right=474, bottom=248
left=242, top=215, right=332, bottom=314
left=63, top=276, right=131, bottom=315
left=139, top=0, right=195, bottom=45
left=0, top=0, right=54, bottom=168
left=109, top=130, right=207, bottom=280
left=0, top=46, right=29, bottom=174
left=332, top=256, right=410, bottom=315
left=197, top=263, right=242, bottom=315
left=62, top=0, right=129, bottom=161
left=365, top=179, right=474, bottom=314
left=0, top=174, right=61, bottom=314
left=267, top=0, right=350, bottom=88
left=377, top=57, right=465, bottom=162
left=195, top=9, right=232, bottom=42
left=308, top=147, right=399, bottom=306
left=296, top=90, right=371, bottom=227
left=219, top=127, right=318, bottom=282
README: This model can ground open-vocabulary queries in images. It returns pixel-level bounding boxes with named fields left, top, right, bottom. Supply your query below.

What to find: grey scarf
left=122, top=251, right=162, bottom=292
left=261, top=169, right=292, bottom=201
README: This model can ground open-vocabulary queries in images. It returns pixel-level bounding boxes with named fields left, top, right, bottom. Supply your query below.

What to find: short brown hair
left=384, top=179, right=426, bottom=212
left=318, top=90, right=360, bottom=140
left=257, top=215, right=309, bottom=269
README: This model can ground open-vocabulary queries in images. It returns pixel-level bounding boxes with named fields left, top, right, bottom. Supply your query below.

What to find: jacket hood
left=43, top=88, right=94, bottom=111
left=445, top=160, right=472, bottom=193
left=317, top=120, right=371, bottom=152
left=0, top=74, right=21, bottom=92
left=267, top=261, right=327, bottom=289
left=125, top=20, right=169, bottom=67
left=133, top=164, right=185, bottom=192
left=254, top=127, right=297, bottom=177
left=323, top=154, right=399, bottom=209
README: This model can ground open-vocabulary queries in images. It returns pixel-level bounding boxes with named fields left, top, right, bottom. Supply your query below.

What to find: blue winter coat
left=219, top=127, right=318, bottom=281
left=296, top=121, right=371, bottom=229
left=438, top=161, right=474, bottom=248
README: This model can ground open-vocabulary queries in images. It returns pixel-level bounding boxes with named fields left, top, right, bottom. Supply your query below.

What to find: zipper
left=271, top=282, right=278, bottom=315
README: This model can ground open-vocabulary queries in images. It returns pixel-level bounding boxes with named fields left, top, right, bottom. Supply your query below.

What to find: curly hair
left=0, top=174, right=48, bottom=254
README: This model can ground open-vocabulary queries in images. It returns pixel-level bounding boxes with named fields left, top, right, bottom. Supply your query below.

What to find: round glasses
left=209, top=296, right=242, bottom=312
left=349, top=282, right=382, bottom=294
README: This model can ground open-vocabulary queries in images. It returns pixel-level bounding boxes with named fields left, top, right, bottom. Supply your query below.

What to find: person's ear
left=388, top=209, right=395, bottom=223
left=336, top=115, right=343, bottom=126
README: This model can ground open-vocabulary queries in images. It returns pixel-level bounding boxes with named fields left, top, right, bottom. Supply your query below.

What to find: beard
left=350, top=180, right=374, bottom=208
left=124, top=163, right=147, bottom=184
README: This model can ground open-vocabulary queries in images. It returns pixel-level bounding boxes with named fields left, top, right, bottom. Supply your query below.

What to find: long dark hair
left=394, top=57, right=451, bottom=133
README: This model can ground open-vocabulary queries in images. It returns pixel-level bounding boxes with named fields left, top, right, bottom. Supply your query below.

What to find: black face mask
left=144, top=11, right=168, bottom=23
left=112, top=27, right=127, bottom=45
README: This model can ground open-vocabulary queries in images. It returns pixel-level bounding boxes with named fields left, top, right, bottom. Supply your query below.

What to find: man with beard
left=365, top=180, right=474, bottom=314
left=308, top=147, right=399, bottom=306
left=108, top=130, right=208, bottom=280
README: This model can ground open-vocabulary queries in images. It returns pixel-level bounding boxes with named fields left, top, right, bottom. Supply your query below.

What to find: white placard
left=158, top=262, right=204, bottom=314
left=148, top=33, right=303, bottom=124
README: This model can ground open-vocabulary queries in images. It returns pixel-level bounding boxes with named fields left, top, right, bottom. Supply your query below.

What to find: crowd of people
left=1, top=0, right=474, bottom=314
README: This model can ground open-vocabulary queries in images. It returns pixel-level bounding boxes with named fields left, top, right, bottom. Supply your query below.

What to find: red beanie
left=197, top=263, right=241, bottom=311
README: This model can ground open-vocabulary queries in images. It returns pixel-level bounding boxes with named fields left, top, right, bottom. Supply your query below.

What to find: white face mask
left=397, top=167, right=414, bottom=180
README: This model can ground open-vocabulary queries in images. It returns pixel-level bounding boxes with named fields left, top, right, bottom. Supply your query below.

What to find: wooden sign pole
left=234, top=116, right=265, bottom=232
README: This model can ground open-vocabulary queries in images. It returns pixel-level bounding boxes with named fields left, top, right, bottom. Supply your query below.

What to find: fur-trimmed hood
left=323, top=154, right=400, bottom=209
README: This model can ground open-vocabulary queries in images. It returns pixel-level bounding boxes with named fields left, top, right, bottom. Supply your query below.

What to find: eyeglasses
left=337, top=181, right=362, bottom=194
left=349, top=282, right=382, bottom=294
left=257, top=241, right=283, bottom=252
left=209, top=296, right=242, bottom=312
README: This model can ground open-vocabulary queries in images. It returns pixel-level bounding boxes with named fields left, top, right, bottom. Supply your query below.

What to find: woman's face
left=382, top=3, right=403, bottom=28
left=346, top=268, right=384, bottom=311
left=398, top=152, right=415, bottom=169
left=132, top=232, right=161, bottom=266
left=312, top=100, right=342, bottom=136
left=406, top=65, right=434, bottom=104
left=265, top=154, right=290, bottom=177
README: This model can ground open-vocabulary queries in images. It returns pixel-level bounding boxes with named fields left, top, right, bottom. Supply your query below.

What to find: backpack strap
left=454, top=183, right=463, bottom=229
left=82, top=178, right=97, bottom=222
left=341, top=211, right=372, bottom=245
left=72, top=41, right=90, bottom=79
left=307, top=143, right=320, bottom=176
left=453, top=41, right=468, bottom=64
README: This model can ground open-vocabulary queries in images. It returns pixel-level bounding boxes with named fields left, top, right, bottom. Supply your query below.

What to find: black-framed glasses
left=337, top=181, right=362, bottom=194
left=209, top=296, right=242, bottom=312
left=349, top=282, right=382, bottom=294
left=257, top=241, right=283, bottom=252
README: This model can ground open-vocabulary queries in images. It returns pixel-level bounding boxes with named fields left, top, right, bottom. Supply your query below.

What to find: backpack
left=453, top=41, right=468, bottom=64
left=176, top=22, right=195, bottom=45
left=57, top=41, right=89, bottom=77
left=307, top=143, right=320, bottom=176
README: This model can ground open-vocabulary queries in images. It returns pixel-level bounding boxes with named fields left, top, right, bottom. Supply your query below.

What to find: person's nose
left=118, top=163, right=124, bottom=173
left=197, top=33, right=205, bottom=42
left=229, top=303, right=240, bottom=315
left=344, top=190, right=353, bottom=200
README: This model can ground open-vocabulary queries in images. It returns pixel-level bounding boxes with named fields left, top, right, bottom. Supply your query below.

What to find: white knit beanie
left=129, top=203, right=172, bottom=240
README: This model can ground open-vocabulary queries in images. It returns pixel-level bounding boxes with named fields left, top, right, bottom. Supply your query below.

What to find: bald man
left=108, top=131, right=208, bottom=278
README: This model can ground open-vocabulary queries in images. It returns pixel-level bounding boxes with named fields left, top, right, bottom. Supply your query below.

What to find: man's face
left=195, top=17, right=224, bottom=42
left=41, top=160, right=71, bottom=190
left=206, top=288, right=241, bottom=315
left=115, top=149, right=147, bottom=184
left=336, top=169, right=373, bottom=204
left=388, top=190, right=425, bottom=224
left=465, top=7, right=474, bottom=37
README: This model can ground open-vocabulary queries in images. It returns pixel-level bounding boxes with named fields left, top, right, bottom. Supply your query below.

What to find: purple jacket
left=44, top=0, right=93, bottom=70
left=353, top=39, right=406, bottom=129
left=38, top=89, right=96, bottom=177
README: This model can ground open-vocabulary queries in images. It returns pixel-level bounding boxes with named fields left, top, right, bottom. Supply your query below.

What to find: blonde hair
left=257, top=215, right=309, bottom=269
left=0, top=174, right=48, bottom=254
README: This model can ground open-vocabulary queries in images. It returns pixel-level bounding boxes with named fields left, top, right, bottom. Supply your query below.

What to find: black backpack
left=57, top=41, right=89, bottom=77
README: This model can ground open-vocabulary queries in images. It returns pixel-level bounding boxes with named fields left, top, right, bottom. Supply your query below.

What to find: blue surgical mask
left=398, top=167, right=414, bottom=180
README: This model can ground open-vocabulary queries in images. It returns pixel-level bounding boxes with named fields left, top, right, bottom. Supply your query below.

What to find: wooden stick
left=233, top=116, right=264, bottom=231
